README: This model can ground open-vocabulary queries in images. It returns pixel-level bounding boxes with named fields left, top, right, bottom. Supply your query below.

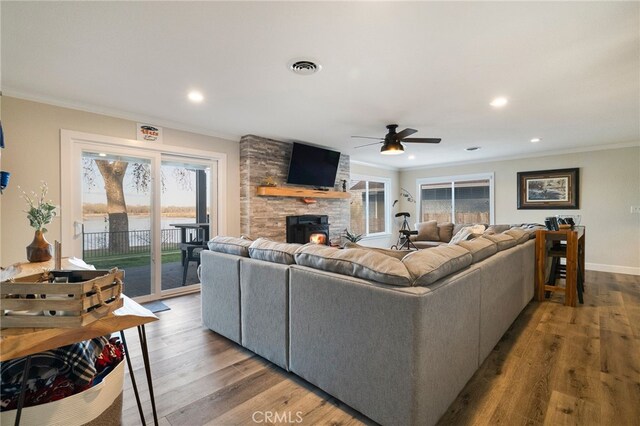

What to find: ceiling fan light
left=380, top=142, right=404, bottom=155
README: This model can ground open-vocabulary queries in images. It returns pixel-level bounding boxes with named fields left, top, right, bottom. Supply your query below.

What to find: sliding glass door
left=81, top=150, right=154, bottom=298
left=62, top=132, right=222, bottom=303
left=160, top=157, right=216, bottom=290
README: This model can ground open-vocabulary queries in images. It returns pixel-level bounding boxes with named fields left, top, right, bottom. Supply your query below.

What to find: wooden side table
left=535, top=227, right=586, bottom=307
left=1, top=260, right=160, bottom=425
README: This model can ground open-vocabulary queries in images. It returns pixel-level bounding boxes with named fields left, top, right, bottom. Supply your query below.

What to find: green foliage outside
left=88, top=250, right=182, bottom=270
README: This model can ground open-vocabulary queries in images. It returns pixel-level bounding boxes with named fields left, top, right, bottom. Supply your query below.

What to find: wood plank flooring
left=120, top=270, right=640, bottom=425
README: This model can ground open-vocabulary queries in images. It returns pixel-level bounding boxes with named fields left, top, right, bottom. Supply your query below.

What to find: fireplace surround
left=286, top=215, right=330, bottom=245
left=240, top=135, right=349, bottom=243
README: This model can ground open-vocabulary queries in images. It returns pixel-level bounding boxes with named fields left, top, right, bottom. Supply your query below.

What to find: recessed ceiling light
left=490, top=97, right=508, bottom=108
left=188, top=91, right=204, bottom=103
left=465, top=146, right=481, bottom=151
left=530, top=138, right=541, bottom=143
left=98, top=153, right=107, bottom=157
left=408, top=155, right=416, bottom=160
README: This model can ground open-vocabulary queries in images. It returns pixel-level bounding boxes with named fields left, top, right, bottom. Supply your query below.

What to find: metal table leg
left=138, top=324, right=158, bottom=426
left=14, top=355, right=32, bottom=426
left=120, top=330, right=146, bottom=425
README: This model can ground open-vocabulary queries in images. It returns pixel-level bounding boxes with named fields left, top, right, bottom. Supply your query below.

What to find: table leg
left=14, top=355, right=32, bottom=426
left=565, top=231, right=578, bottom=307
left=138, top=325, right=159, bottom=426
left=120, top=330, right=146, bottom=426
left=535, top=230, right=546, bottom=301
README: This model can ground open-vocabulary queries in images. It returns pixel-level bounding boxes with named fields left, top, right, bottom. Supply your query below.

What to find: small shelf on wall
left=256, top=186, right=350, bottom=199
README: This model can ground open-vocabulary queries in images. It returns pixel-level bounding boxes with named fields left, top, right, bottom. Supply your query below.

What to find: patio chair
left=180, top=242, right=206, bottom=285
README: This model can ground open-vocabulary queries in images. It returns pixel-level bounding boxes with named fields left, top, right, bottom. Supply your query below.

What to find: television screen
left=286, top=142, right=341, bottom=188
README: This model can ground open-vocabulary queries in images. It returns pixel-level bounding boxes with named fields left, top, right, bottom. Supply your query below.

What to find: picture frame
left=517, top=168, right=579, bottom=209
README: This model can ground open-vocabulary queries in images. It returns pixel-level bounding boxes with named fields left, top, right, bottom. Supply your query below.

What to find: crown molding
left=2, top=89, right=240, bottom=143
left=400, top=141, right=640, bottom=172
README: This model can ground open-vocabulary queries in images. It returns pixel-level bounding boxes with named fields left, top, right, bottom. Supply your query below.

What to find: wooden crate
left=1, top=269, right=124, bottom=328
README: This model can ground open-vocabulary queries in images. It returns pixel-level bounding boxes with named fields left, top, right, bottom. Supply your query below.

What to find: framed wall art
left=517, top=168, right=579, bottom=209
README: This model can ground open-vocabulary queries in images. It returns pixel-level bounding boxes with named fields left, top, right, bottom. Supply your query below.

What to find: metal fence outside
left=83, top=228, right=182, bottom=259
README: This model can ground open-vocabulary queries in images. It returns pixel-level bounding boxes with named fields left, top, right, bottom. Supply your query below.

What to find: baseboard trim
left=585, top=262, right=640, bottom=276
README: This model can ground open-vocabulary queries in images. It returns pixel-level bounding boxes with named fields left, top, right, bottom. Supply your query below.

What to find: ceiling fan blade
left=351, top=135, right=384, bottom=140
left=354, top=141, right=383, bottom=149
left=402, top=138, right=442, bottom=144
left=394, top=128, right=418, bottom=140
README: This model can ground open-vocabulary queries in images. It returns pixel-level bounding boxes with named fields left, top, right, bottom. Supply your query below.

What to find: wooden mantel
left=256, top=186, right=350, bottom=199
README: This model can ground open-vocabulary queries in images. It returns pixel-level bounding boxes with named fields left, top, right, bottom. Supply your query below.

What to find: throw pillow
left=448, top=227, right=470, bottom=245
left=207, top=236, right=253, bottom=257
left=402, top=245, right=472, bottom=286
left=294, top=244, right=412, bottom=287
left=248, top=238, right=303, bottom=264
left=416, top=220, right=439, bottom=241
left=437, top=222, right=455, bottom=242
left=448, top=224, right=485, bottom=245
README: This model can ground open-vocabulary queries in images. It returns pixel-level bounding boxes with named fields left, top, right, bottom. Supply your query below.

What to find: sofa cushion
left=402, top=245, right=472, bottom=286
left=483, top=233, right=517, bottom=251
left=457, top=237, right=498, bottom=263
left=437, top=222, right=455, bottom=243
left=415, top=220, right=439, bottom=241
left=413, top=240, right=446, bottom=249
left=343, top=242, right=412, bottom=260
left=504, top=228, right=530, bottom=245
left=484, top=224, right=511, bottom=235
left=294, top=244, right=412, bottom=287
left=207, top=236, right=253, bottom=257
left=248, top=238, right=303, bottom=264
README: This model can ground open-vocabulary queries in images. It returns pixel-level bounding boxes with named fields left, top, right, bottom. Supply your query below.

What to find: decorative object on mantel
left=517, top=168, right=579, bottom=209
left=261, top=175, right=277, bottom=187
left=21, top=182, right=57, bottom=262
left=342, top=179, right=347, bottom=192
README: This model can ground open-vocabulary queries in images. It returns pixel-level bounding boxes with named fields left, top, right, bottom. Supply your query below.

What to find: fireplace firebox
left=286, top=215, right=330, bottom=245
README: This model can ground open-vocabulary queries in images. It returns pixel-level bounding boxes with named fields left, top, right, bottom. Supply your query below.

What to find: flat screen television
left=286, top=142, right=341, bottom=188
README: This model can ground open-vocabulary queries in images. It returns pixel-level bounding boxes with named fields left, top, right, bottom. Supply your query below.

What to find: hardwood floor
left=120, top=271, right=640, bottom=425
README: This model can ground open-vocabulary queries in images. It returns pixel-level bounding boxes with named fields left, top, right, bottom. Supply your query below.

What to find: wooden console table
left=1, top=260, right=160, bottom=426
left=535, top=227, right=585, bottom=307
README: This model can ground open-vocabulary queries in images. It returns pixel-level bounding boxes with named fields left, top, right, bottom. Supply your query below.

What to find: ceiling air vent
left=289, top=59, right=321, bottom=75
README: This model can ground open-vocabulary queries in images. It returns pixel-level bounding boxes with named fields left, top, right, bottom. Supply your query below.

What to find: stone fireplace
left=286, top=215, right=330, bottom=245
left=240, top=135, right=349, bottom=243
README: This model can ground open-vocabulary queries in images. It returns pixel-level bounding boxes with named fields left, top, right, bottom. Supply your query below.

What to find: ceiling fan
left=352, top=124, right=441, bottom=155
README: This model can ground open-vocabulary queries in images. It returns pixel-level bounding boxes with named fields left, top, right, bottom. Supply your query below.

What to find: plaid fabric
left=1, top=336, right=109, bottom=387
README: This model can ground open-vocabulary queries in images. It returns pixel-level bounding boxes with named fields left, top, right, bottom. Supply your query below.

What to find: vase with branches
left=21, top=182, right=57, bottom=262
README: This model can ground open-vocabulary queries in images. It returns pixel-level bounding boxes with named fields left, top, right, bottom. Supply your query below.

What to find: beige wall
left=350, top=162, right=400, bottom=248
left=1, top=96, right=240, bottom=265
left=400, top=146, right=640, bottom=273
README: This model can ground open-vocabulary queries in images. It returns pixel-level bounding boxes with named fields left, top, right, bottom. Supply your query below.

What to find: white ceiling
left=3, top=1, right=639, bottom=169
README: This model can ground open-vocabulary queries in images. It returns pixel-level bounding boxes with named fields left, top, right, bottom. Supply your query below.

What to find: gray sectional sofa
left=200, top=227, right=537, bottom=426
